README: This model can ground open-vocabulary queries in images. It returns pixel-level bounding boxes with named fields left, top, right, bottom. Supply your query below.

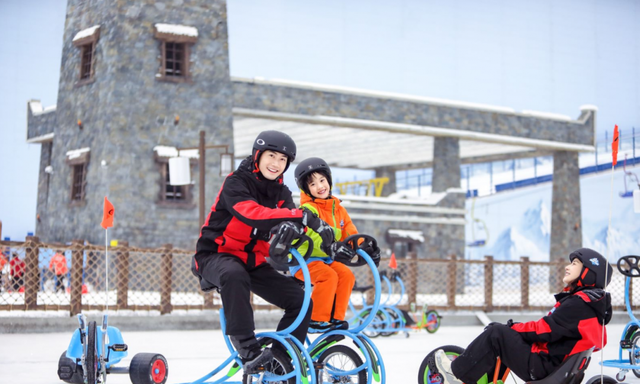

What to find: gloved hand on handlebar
left=301, top=208, right=334, bottom=254
left=359, top=239, right=381, bottom=267
left=330, top=241, right=356, bottom=263
left=269, top=221, right=304, bottom=264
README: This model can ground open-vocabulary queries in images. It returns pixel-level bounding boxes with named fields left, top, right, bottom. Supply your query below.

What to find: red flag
left=612, top=125, right=619, bottom=166
left=388, top=253, right=397, bottom=270
left=101, top=197, right=114, bottom=229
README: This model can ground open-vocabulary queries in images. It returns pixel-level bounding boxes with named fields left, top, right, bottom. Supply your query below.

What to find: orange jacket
left=49, top=253, right=69, bottom=275
left=296, top=192, right=358, bottom=260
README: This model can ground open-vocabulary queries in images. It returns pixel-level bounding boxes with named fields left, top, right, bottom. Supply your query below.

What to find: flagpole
left=601, top=125, right=619, bottom=383
left=105, top=228, right=109, bottom=314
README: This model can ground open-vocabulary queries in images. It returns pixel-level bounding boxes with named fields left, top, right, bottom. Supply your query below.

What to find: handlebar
left=618, top=255, right=640, bottom=278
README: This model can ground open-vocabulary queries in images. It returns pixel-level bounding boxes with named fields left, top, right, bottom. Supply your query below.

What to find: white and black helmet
left=294, top=157, right=332, bottom=196
left=252, top=130, right=297, bottom=172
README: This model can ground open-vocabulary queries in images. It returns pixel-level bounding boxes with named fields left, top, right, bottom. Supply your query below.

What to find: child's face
left=307, top=172, right=331, bottom=199
left=563, top=258, right=583, bottom=285
left=258, top=150, right=288, bottom=180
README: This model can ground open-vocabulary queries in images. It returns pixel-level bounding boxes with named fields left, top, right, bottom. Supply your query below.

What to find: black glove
left=269, top=221, right=304, bottom=264
left=359, top=240, right=381, bottom=267
left=330, top=241, right=356, bottom=264
left=301, top=208, right=334, bottom=254
left=484, top=319, right=518, bottom=331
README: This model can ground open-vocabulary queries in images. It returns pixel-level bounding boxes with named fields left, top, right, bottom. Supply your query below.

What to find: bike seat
left=525, top=348, right=592, bottom=384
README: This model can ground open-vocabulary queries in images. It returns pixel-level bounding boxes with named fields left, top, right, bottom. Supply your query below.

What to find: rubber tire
left=242, top=347, right=296, bottom=384
left=630, top=331, right=640, bottom=378
left=57, top=350, right=84, bottom=384
left=316, top=345, right=367, bottom=384
left=129, top=353, right=169, bottom=384
left=380, top=308, right=401, bottom=337
left=424, top=310, right=441, bottom=334
left=361, top=310, right=386, bottom=338
left=584, top=375, right=618, bottom=384
left=86, top=321, right=98, bottom=384
left=418, top=345, right=465, bottom=384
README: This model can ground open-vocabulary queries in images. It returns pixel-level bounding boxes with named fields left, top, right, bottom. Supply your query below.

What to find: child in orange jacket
left=291, top=157, right=380, bottom=333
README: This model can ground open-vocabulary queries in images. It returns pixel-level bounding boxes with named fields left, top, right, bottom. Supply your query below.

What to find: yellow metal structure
left=334, top=177, right=389, bottom=197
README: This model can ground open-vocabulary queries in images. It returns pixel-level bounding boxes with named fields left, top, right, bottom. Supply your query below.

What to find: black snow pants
left=195, top=253, right=312, bottom=344
left=451, top=324, right=556, bottom=383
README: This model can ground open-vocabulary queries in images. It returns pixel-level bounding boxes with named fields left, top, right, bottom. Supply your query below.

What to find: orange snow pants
left=294, top=260, right=356, bottom=322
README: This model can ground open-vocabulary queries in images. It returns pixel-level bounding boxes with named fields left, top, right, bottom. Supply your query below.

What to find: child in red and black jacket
left=435, top=248, right=613, bottom=384
left=192, top=131, right=335, bottom=373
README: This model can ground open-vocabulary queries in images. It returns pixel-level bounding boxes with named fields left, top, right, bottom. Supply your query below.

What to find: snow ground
left=0, top=323, right=632, bottom=384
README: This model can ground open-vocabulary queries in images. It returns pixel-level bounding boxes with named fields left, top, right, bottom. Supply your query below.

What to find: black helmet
left=294, top=157, right=332, bottom=196
left=569, top=248, right=613, bottom=289
left=252, top=130, right=297, bottom=172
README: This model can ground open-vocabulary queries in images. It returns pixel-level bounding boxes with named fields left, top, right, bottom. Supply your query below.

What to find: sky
left=1, top=0, right=639, bottom=241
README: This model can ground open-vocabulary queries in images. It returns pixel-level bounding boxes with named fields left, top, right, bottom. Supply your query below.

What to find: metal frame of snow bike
left=306, top=234, right=386, bottom=384
left=177, top=235, right=316, bottom=384
left=598, top=254, right=640, bottom=382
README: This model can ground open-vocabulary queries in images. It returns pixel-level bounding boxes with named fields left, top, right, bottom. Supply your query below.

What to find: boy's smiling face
left=307, top=172, right=331, bottom=199
left=258, top=150, right=288, bottom=180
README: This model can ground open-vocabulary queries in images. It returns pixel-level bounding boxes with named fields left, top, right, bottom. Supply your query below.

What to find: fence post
left=160, top=244, right=173, bottom=314
left=406, top=251, right=418, bottom=308
left=116, top=241, right=129, bottom=310
left=520, top=256, right=530, bottom=310
left=70, top=240, right=84, bottom=316
left=24, top=236, right=40, bottom=310
left=484, top=256, right=493, bottom=312
left=447, top=254, right=457, bottom=310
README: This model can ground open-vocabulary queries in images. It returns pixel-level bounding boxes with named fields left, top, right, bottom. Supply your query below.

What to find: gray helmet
left=569, top=248, right=613, bottom=289
left=294, top=157, right=332, bottom=196
left=251, top=130, right=296, bottom=173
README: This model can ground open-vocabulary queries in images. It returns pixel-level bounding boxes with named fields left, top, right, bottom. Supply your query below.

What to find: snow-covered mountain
left=465, top=169, right=640, bottom=262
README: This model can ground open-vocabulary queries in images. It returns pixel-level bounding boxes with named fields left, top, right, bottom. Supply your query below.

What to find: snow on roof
left=28, top=100, right=57, bottom=116
left=26, top=133, right=55, bottom=144
left=73, top=25, right=100, bottom=42
left=387, top=229, right=425, bottom=243
left=153, top=146, right=200, bottom=159
left=521, top=110, right=571, bottom=121
left=155, top=23, right=198, bottom=37
left=580, top=104, right=599, bottom=112
left=66, top=147, right=90, bottom=159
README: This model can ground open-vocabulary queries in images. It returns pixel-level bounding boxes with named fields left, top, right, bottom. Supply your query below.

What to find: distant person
left=9, top=253, right=25, bottom=292
left=0, top=251, right=7, bottom=291
left=434, top=248, right=612, bottom=384
left=49, top=250, right=68, bottom=292
left=292, top=157, right=381, bottom=332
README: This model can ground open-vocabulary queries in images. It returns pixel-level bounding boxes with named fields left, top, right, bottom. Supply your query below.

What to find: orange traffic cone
left=389, top=253, right=398, bottom=269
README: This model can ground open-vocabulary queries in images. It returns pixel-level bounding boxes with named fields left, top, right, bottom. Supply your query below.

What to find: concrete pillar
left=374, top=166, right=397, bottom=197
left=550, top=151, right=582, bottom=263
left=432, top=137, right=460, bottom=193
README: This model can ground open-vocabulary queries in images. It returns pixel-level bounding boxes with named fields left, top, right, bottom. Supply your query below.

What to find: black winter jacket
left=511, top=287, right=612, bottom=365
left=195, top=157, right=305, bottom=268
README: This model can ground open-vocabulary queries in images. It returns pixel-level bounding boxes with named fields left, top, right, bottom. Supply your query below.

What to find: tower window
left=65, top=147, right=90, bottom=205
left=154, top=24, right=198, bottom=83
left=72, top=25, right=100, bottom=85
left=154, top=148, right=195, bottom=208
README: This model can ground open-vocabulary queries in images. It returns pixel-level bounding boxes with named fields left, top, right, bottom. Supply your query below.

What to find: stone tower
left=27, top=0, right=234, bottom=249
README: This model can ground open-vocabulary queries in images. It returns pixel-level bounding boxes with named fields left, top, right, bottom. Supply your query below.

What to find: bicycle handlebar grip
left=618, top=255, right=640, bottom=278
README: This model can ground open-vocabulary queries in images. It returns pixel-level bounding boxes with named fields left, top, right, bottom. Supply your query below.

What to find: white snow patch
left=66, top=147, right=90, bottom=160
left=72, top=25, right=100, bottom=42
left=387, top=229, right=425, bottom=242
left=155, top=23, right=198, bottom=37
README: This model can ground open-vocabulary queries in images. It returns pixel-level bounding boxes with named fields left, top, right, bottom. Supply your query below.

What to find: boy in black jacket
left=193, top=131, right=334, bottom=372
left=435, top=248, right=613, bottom=384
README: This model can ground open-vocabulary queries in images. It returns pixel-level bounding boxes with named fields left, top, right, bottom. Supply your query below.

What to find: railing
left=0, top=239, right=631, bottom=314
left=334, top=177, right=389, bottom=197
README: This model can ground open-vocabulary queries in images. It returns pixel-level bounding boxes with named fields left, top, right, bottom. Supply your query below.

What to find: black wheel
left=584, top=375, right=618, bottom=384
left=316, top=345, right=367, bottom=384
left=630, top=331, right=640, bottom=378
left=85, top=321, right=98, bottom=384
left=358, top=310, right=386, bottom=338
left=418, top=345, right=465, bottom=384
left=129, top=353, right=169, bottom=384
left=380, top=309, right=401, bottom=337
left=243, top=347, right=296, bottom=384
left=424, top=310, right=441, bottom=334
left=57, top=350, right=84, bottom=384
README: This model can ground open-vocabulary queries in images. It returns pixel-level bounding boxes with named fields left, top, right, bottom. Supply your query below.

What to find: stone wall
left=33, top=0, right=234, bottom=249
